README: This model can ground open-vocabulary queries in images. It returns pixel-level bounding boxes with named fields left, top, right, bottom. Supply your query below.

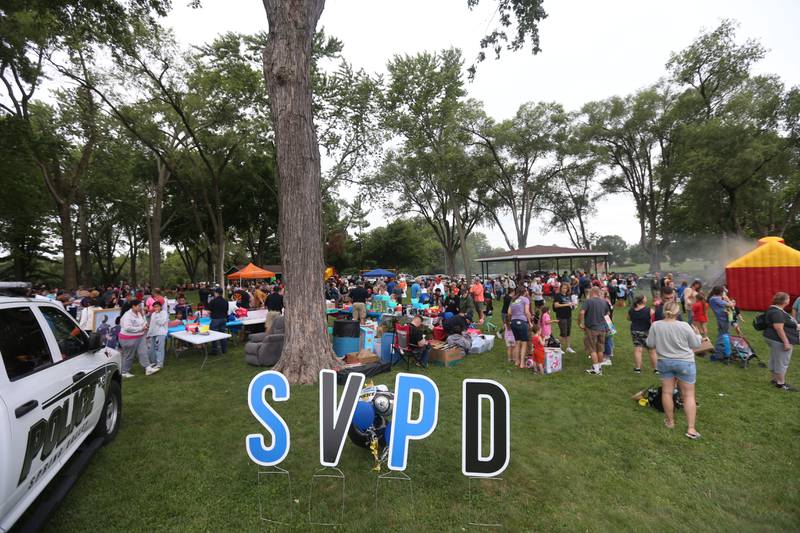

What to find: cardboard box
left=544, top=347, right=563, bottom=375
left=429, top=341, right=464, bottom=367
left=360, top=326, right=376, bottom=352
left=356, top=349, right=378, bottom=364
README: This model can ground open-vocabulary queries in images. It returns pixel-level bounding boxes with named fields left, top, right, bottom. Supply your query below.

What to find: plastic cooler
left=379, top=333, right=396, bottom=364
left=332, top=319, right=360, bottom=358
left=333, top=336, right=359, bottom=358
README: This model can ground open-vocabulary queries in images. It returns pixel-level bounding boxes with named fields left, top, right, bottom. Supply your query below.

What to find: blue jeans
left=717, top=316, right=730, bottom=336
left=604, top=333, right=614, bottom=358
left=148, top=335, right=166, bottom=367
left=657, top=359, right=697, bottom=384
left=210, top=318, right=228, bottom=354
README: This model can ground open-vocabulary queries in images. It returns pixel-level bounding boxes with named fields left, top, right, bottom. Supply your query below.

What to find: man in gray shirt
left=579, top=286, right=608, bottom=375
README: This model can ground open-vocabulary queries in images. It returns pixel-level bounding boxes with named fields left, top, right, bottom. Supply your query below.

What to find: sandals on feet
left=685, top=431, right=702, bottom=440
left=663, top=419, right=674, bottom=429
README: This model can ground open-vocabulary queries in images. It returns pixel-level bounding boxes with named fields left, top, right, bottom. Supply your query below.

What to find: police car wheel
left=93, top=380, right=122, bottom=443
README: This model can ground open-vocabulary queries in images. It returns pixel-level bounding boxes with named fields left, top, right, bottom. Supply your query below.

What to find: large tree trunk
left=57, top=203, right=79, bottom=289
left=262, top=0, right=336, bottom=384
left=78, top=198, right=92, bottom=286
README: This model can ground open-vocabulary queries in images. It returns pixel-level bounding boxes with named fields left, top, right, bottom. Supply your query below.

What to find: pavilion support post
left=593, top=257, right=598, bottom=276
left=537, top=259, right=542, bottom=273
left=569, top=258, right=573, bottom=273
left=556, top=258, right=559, bottom=274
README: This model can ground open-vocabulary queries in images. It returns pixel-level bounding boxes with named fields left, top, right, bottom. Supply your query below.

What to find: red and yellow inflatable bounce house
left=726, top=236, right=800, bottom=311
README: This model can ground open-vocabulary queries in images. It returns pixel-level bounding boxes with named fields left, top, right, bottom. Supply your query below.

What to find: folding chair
left=392, top=324, right=421, bottom=370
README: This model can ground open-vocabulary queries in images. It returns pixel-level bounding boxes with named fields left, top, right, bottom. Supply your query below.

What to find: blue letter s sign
left=246, top=371, right=290, bottom=466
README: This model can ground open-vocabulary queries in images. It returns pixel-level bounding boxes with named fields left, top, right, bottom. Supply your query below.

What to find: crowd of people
left=29, top=280, right=286, bottom=378
left=24, top=266, right=797, bottom=441
left=489, top=270, right=797, bottom=440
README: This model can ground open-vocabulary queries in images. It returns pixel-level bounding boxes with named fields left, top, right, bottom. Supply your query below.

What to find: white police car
left=0, top=283, right=122, bottom=532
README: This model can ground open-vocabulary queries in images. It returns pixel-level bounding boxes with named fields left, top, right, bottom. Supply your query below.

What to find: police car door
left=0, top=304, right=72, bottom=523
left=34, top=304, right=111, bottom=468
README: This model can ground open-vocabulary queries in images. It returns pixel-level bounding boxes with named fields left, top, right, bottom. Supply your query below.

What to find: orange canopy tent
left=726, top=236, right=800, bottom=310
left=226, top=263, right=276, bottom=280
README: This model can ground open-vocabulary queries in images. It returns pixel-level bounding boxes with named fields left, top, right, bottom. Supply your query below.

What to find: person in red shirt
left=470, top=279, right=486, bottom=324
left=530, top=323, right=546, bottom=374
left=691, top=293, right=709, bottom=336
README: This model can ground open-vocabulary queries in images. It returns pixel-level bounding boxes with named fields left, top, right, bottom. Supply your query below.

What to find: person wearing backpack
left=763, top=292, right=797, bottom=391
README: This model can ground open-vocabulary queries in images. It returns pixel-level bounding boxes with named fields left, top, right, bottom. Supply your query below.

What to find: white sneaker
left=122, top=372, right=134, bottom=378
left=145, top=366, right=161, bottom=376
left=600, top=359, right=613, bottom=366
left=585, top=368, right=602, bottom=375
left=566, top=347, right=576, bottom=353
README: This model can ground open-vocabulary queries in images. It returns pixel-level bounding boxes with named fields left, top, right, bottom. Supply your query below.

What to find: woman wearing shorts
left=763, top=292, right=797, bottom=391
left=508, top=287, right=532, bottom=368
left=553, top=282, right=575, bottom=353
left=646, top=301, right=703, bottom=439
left=628, top=294, right=657, bottom=374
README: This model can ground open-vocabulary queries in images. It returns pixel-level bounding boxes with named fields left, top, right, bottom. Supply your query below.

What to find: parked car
left=0, top=283, right=122, bottom=532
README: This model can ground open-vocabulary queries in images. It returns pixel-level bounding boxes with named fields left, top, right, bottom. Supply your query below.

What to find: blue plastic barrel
left=333, top=336, right=360, bottom=358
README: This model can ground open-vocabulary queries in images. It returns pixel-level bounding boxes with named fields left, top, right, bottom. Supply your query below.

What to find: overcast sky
left=166, top=0, right=800, bottom=250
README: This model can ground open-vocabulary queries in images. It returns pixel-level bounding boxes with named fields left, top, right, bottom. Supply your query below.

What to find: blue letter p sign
left=387, top=373, right=439, bottom=471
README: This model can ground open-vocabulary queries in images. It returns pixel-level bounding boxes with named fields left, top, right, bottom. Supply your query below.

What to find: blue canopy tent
left=362, top=268, right=396, bottom=278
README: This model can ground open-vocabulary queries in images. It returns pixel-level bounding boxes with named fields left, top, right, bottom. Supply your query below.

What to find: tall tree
left=378, top=49, right=482, bottom=276
left=0, top=0, right=169, bottom=287
left=582, top=85, right=683, bottom=270
left=464, top=100, right=567, bottom=249
left=261, top=0, right=337, bottom=384
left=668, top=21, right=796, bottom=238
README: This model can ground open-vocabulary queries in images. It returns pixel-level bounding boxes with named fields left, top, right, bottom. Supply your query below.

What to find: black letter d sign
left=462, top=379, right=510, bottom=477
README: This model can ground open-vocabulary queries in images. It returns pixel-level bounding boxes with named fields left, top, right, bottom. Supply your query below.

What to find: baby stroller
left=729, top=335, right=763, bottom=368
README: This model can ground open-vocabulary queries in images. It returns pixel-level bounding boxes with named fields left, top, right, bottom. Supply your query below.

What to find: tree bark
left=149, top=159, right=169, bottom=288
left=215, top=222, right=226, bottom=294
left=445, top=248, right=457, bottom=277
left=453, top=200, right=471, bottom=278
left=57, top=202, right=79, bottom=289
left=78, top=197, right=92, bottom=286
left=262, top=0, right=336, bottom=384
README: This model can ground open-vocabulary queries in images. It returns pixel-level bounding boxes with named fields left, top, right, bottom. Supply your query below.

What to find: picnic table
left=170, top=330, right=231, bottom=369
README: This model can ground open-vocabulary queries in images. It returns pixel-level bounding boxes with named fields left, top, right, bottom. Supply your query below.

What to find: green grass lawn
left=44, top=306, right=799, bottom=532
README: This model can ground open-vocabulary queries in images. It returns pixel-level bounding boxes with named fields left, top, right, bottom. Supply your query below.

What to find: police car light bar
left=0, top=282, right=33, bottom=296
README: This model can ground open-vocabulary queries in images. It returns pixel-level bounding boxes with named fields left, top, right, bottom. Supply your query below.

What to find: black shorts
left=510, top=319, right=530, bottom=342
left=558, top=317, right=571, bottom=337
left=534, top=299, right=544, bottom=307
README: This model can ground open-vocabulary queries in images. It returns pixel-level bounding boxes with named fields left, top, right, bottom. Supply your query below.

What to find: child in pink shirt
left=540, top=306, right=552, bottom=340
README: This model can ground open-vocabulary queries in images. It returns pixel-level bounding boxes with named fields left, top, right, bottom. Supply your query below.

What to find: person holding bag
left=763, top=292, right=798, bottom=391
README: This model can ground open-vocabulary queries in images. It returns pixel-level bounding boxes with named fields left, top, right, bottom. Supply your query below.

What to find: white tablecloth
left=171, top=330, right=231, bottom=345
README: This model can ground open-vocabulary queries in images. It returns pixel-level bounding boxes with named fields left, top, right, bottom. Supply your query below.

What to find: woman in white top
left=646, top=301, right=703, bottom=439
left=118, top=300, right=154, bottom=377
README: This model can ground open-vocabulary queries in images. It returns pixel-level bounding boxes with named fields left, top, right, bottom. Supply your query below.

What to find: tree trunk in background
left=57, top=203, right=78, bottom=289
left=445, top=248, right=457, bottom=277
left=262, top=0, right=336, bottom=384
left=215, top=223, right=226, bottom=295
left=78, top=198, right=92, bottom=286
left=148, top=160, right=169, bottom=288
left=453, top=201, right=470, bottom=279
